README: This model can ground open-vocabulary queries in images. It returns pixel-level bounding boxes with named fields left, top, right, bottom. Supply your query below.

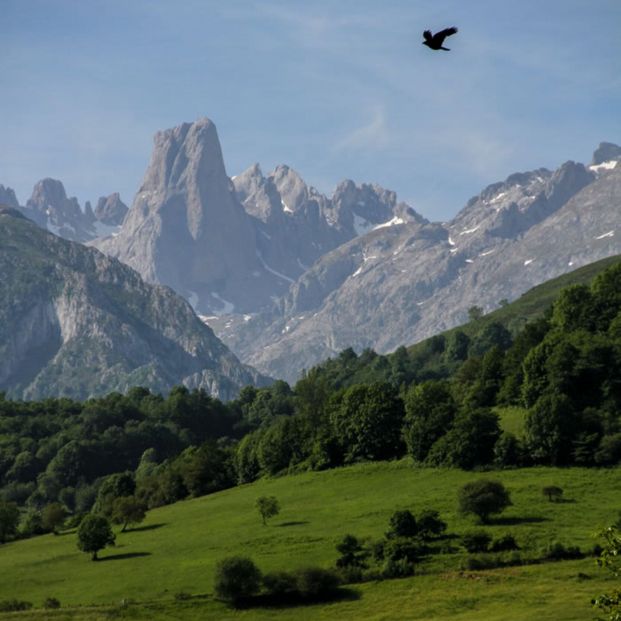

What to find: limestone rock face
left=214, top=146, right=621, bottom=383
left=0, top=209, right=268, bottom=401
left=94, top=193, right=129, bottom=225
left=95, top=118, right=287, bottom=314
left=0, top=185, right=19, bottom=209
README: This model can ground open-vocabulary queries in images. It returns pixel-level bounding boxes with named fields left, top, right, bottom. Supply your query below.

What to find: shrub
left=491, top=534, right=519, bottom=552
left=417, top=509, right=447, bottom=539
left=335, top=534, right=368, bottom=568
left=43, top=597, right=61, bottom=609
left=541, top=541, right=583, bottom=561
left=294, top=567, right=341, bottom=599
left=336, top=565, right=365, bottom=584
left=462, top=530, right=492, bottom=553
left=382, top=558, right=415, bottom=578
left=214, top=556, right=262, bottom=604
left=262, top=571, right=298, bottom=598
left=386, top=510, right=417, bottom=539
left=0, top=600, right=33, bottom=612
left=384, top=537, right=424, bottom=563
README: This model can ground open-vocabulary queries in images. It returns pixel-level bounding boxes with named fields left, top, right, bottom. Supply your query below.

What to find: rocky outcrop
left=94, top=192, right=128, bottom=225
left=0, top=209, right=268, bottom=400
left=0, top=185, right=19, bottom=209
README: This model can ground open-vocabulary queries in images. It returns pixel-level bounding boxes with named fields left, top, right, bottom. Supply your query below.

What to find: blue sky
left=1, top=0, right=620, bottom=221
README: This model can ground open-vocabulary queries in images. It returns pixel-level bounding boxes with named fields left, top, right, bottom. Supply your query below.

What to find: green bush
left=386, top=510, right=417, bottom=538
left=541, top=541, right=583, bottom=560
left=416, top=509, right=447, bottom=539
left=491, top=534, right=519, bottom=552
left=462, top=530, right=492, bottom=553
left=382, top=557, right=415, bottom=578
left=0, top=599, right=33, bottom=612
left=294, top=567, right=341, bottom=599
left=43, top=597, right=61, bottom=609
left=214, top=556, right=262, bottom=604
left=383, top=537, right=424, bottom=563
left=262, top=571, right=298, bottom=597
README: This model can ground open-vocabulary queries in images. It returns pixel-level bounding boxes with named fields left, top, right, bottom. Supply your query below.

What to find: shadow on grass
left=493, top=516, right=549, bottom=526
left=277, top=521, right=309, bottom=528
left=234, top=588, right=360, bottom=610
left=125, top=523, right=167, bottom=533
left=99, top=552, right=152, bottom=562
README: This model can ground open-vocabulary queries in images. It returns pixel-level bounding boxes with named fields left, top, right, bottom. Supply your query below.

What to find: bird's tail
left=440, top=46, right=450, bottom=51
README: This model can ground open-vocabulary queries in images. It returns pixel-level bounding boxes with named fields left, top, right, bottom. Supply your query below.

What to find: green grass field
left=1, top=461, right=619, bottom=619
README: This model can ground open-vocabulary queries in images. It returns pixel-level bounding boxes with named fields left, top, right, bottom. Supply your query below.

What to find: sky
left=1, top=0, right=620, bottom=222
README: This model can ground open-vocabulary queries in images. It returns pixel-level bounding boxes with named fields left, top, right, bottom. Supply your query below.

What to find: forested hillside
left=1, top=257, right=620, bottom=541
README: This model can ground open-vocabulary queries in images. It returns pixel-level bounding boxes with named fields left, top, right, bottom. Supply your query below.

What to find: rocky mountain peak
left=270, top=165, right=312, bottom=213
left=592, top=142, right=621, bottom=166
left=94, top=118, right=269, bottom=314
left=94, top=192, right=128, bottom=226
left=0, top=185, right=19, bottom=209
left=24, top=178, right=91, bottom=240
left=28, top=178, right=70, bottom=210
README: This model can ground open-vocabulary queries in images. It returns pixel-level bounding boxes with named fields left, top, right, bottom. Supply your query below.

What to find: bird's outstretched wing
left=423, top=30, right=433, bottom=42
left=437, top=26, right=458, bottom=40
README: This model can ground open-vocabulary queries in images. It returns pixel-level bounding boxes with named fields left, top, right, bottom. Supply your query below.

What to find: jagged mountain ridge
left=213, top=145, right=621, bottom=382
left=0, top=178, right=129, bottom=243
left=4, top=116, right=619, bottom=385
left=93, top=118, right=421, bottom=316
left=0, top=207, right=267, bottom=401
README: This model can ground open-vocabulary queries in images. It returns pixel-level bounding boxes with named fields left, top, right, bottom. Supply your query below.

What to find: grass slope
left=1, top=461, right=619, bottom=619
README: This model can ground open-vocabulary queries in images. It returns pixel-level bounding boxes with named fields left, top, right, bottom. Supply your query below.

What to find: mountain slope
left=218, top=149, right=621, bottom=381
left=0, top=207, right=266, bottom=400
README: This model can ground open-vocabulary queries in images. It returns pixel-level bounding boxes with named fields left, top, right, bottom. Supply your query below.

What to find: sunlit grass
left=0, top=461, right=618, bottom=619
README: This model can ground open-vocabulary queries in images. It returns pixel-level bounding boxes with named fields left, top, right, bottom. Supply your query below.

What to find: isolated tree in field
left=0, top=499, right=19, bottom=543
left=41, top=503, right=67, bottom=534
left=542, top=486, right=564, bottom=502
left=111, top=496, right=147, bottom=532
left=256, top=496, right=280, bottom=525
left=458, top=479, right=512, bottom=524
left=76, top=514, right=115, bottom=560
left=214, top=556, right=262, bottom=605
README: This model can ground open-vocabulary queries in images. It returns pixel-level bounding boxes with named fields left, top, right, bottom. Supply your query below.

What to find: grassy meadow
left=1, top=460, right=620, bottom=619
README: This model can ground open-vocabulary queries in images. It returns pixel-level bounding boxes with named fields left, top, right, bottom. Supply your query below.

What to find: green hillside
left=1, top=461, right=618, bottom=620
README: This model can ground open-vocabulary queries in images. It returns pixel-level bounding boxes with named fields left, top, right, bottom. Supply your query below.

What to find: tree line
left=1, top=262, right=620, bottom=541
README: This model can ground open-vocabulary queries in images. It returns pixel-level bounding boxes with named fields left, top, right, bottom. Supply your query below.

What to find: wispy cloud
left=333, top=108, right=391, bottom=153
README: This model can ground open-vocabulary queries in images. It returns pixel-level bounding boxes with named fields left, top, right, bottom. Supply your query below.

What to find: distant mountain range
left=2, top=118, right=619, bottom=384
left=0, top=206, right=267, bottom=400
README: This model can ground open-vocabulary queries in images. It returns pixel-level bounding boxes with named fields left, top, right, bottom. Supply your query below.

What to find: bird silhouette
left=422, top=27, right=458, bottom=51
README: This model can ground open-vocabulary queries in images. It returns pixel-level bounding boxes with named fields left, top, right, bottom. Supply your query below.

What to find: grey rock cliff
left=215, top=144, right=621, bottom=382
left=0, top=209, right=268, bottom=401
left=95, top=118, right=290, bottom=314
left=94, top=192, right=129, bottom=225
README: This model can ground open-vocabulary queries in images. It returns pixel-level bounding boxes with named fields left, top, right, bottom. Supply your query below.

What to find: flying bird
left=422, top=27, right=458, bottom=51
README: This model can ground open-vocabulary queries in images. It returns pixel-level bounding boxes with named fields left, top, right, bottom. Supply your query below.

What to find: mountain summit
left=95, top=118, right=279, bottom=315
